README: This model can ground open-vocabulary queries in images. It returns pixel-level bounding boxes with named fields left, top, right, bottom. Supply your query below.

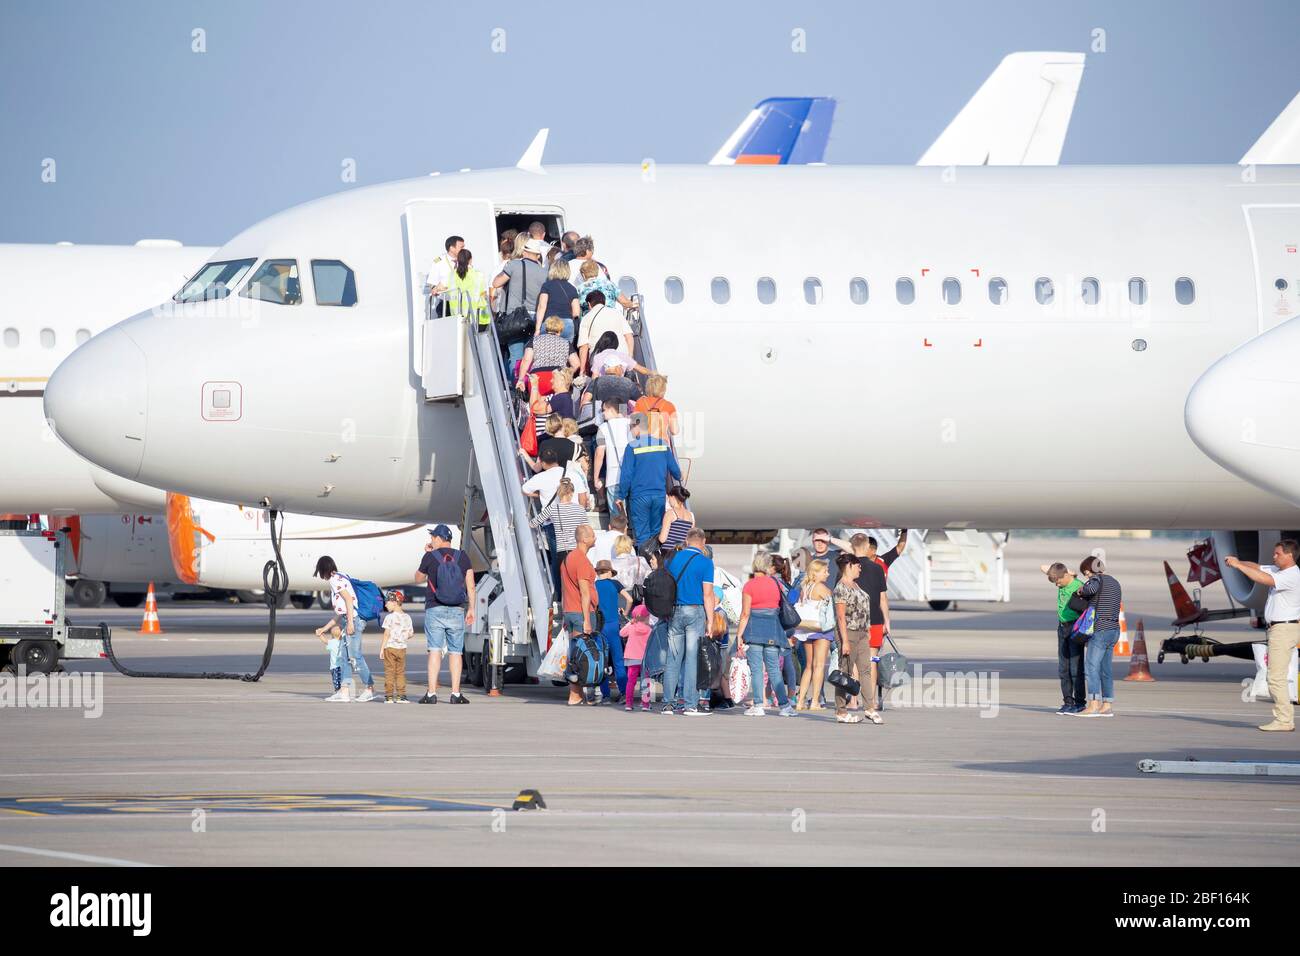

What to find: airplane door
left=402, top=198, right=497, bottom=377
left=1244, top=204, right=1300, bottom=332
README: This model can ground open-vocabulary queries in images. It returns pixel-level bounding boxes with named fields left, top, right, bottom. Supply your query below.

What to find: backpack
left=432, top=549, right=468, bottom=606
left=643, top=551, right=699, bottom=619
left=343, top=575, right=385, bottom=623
left=566, top=632, right=609, bottom=687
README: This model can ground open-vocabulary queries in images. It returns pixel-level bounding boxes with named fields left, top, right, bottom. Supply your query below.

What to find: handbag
left=775, top=579, right=801, bottom=631
left=1071, top=605, right=1096, bottom=643
left=497, top=259, right=535, bottom=345
left=876, top=633, right=909, bottom=689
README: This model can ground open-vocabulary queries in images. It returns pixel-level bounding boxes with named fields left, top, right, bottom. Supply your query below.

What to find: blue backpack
left=432, top=549, right=469, bottom=605
left=567, top=633, right=609, bottom=687
left=344, top=575, right=385, bottom=623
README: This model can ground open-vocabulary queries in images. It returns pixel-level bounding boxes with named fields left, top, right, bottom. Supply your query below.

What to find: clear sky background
left=2, top=0, right=1297, bottom=246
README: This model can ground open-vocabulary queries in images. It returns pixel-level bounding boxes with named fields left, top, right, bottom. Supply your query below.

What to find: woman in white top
left=611, top=534, right=651, bottom=592
left=793, top=558, right=834, bottom=711
left=313, top=555, right=376, bottom=702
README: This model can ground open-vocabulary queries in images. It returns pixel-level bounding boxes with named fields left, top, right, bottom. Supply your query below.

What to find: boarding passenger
left=1074, top=555, right=1122, bottom=718
left=621, top=605, right=654, bottom=711
left=1042, top=561, right=1086, bottom=714
left=575, top=259, right=623, bottom=317
left=662, top=528, right=717, bottom=715
left=849, top=534, right=890, bottom=707
left=315, top=618, right=351, bottom=702
left=595, top=560, right=632, bottom=703
left=516, top=316, right=580, bottom=391
left=425, top=234, right=464, bottom=318
left=866, top=530, right=909, bottom=575
left=793, top=558, right=834, bottom=710
left=735, top=551, right=795, bottom=717
left=414, top=525, right=476, bottom=706
left=530, top=477, right=591, bottom=580
left=659, top=485, right=695, bottom=554
left=771, top=553, right=800, bottom=697
left=492, top=236, right=547, bottom=371
left=617, top=412, right=682, bottom=548
left=561, top=525, right=599, bottom=706
left=833, top=554, right=881, bottom=725
left=593, top=399, right=632, bottom=516
left=535, top=258, right=580, bottom=342
left=559, top=230, right=580, bottom=262
left=379, top=590, right=413, bottom=704
left=313, top=556, right=376, bottom=702
left=591, top=514, right=628, bottom=565
left=589, top=332, right=652, bottom=380
left=611, top=534, right=651, bottom=594
left=1225, top=540, right=1300, bottom=732
left=577, top=291, right=635, bottom=372
left=632, top=374, right=680, bottom=443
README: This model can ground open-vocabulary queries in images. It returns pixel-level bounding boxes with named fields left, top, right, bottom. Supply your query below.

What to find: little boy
left=1042, top=562, right=1085, bottom=714
left=379, top=590, right=414, bottom=703
left=315, top=618, right=351, bottom=702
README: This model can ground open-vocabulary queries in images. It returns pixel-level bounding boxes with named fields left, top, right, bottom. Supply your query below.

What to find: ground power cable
left=98, top=509, right=287, bottom=681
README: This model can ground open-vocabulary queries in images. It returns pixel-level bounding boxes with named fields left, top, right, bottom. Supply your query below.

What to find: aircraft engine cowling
left=1209, top=529, right=1300, bottom=613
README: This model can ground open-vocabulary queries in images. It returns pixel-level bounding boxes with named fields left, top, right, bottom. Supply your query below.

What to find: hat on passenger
left=428, top=524, right=453, bottom=541
left=524, top=238, right=549, bottom=256
left=387, top=589, right=405, bottom=604
left=594, top=560, right=614, bottom=575
left=632, top=604, right=650, bottom=619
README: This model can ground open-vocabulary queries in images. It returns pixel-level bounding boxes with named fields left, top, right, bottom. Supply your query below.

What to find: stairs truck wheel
left=111, top=591, right=146, bottom=608
left=71, top=579, right=107, bottom=608
left=928, top=600, right=951, bottom=611
left=316, top=592, right=331, bottom=610
left=465, top=649, right=484, bottom=688
left=13, top=640, right=57, bottom=675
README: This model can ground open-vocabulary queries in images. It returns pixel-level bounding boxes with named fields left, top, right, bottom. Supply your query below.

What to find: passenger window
left=1128, top=277, right=1148, bottom=306
left=175, top=258, right=257, bottom=303
left=756, top=277, right=776, bottom=305
left=311, top=260, right=357, bottom=307
left=1035, top=277, right=1055, bottom=305
left=988, top=277, right=1008, bottom=305
left=75, top=329, right=91, bottom=345
left=711, top=277, right=730, bottom=305
left=3, top=328, right=17, bottom=348
left=849, top=277, right=869, bottom=305
left=240, top=260, right=302, bottom=305
left=1175, top=277, right=1195, bottom=305
left=40, top=328, right=55, bottom=349
left=896, top=278, right=915, bottom=305
left=664, top=277, right=684, bottom=304
left=1081, top=277, right=1100, bottom=305
left=941, top=277, right=961, bottom=306
left=803, top=278, right=822, bottom=305
left=618, top=276, right=638, bottom=299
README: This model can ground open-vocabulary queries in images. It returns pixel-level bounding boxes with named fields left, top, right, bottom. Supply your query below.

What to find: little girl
left=315, top=619, right=351, bottom=702
left=620, top=604, right=654, bottom=712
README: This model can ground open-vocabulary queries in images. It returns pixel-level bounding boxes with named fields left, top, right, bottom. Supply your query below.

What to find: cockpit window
left=311, top=260, right=358, bottom=307
left=174, top=258, right=256, bottom=303
left=239, top=259, right=302, bottom=305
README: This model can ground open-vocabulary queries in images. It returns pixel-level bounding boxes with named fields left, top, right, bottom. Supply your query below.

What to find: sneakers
left=326, top=687, right=352, bottom=702
left=744, top=705, right=766, bottom=717
left=836, top=713, right=864, bottom=724
left=384, top=696, right=395, bottom=704
left=356, top=688, right=375, bottom=702
left=448, top=693, right=470, bottom=704
left=624, top=704, right=634, bottom=712
left=1055, top=704, right=1073, bottom=715
left=1258, top=721, right=1296, bottom=732
left=396, top=696, right=410, bottom=704
left=778, top=704, right=796, bottom=717
left=418, top=693, right=438, bottom=705
left=660, top=703, right=676, bottom=716
left=696, top=701, right=713, bottom=715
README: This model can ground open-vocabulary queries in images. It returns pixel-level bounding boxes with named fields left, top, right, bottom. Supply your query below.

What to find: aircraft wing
left=709, top=96, right=836, bottom=165
left=918, top=52, right=1086, bottom=166
left=1241, top=91, right=1300, bottom=164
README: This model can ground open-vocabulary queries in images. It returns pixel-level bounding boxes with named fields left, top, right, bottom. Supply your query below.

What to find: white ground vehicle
left=0, top=529, right=107, bottom=674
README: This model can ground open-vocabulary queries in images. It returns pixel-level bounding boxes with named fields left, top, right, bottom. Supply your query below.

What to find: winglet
left=517, top=128, right=548, bottom=174
left=1241, top=92, right=1300, bottom=165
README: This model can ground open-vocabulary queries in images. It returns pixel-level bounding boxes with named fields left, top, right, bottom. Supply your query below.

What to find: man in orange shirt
left=561, top=525, right=598, bottom=705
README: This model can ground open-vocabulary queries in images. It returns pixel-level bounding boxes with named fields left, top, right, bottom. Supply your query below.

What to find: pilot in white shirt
left=425, top=236, right=465, bottom=298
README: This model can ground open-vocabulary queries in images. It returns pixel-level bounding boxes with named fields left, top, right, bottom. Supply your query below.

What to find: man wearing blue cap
left=415, top=524, right=476, bottom=705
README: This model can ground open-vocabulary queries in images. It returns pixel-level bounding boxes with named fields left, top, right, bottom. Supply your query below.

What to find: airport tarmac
left=2, top=535, right=1296, bottom=867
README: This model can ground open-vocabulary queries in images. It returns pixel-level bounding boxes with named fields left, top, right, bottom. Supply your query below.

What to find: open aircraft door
left=402, top=198, right=498, bottom=389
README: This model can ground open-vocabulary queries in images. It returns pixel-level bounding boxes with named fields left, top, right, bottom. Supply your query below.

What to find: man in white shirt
left=577, top=293, right=635, bottom=371
left=425, top=235, right=464, bottom=316
left=592, top=399, right=632, bottom=516
left=522, top=451, right=591, bottom=510
left=591, top=514, right=628, bottom=565
left=1226, top=538, right=1300, bottom=731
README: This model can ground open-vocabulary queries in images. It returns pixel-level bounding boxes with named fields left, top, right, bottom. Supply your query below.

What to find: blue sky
left=2, top=0, right=1297, bottom=245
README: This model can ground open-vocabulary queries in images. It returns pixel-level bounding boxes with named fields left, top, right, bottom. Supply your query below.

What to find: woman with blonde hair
left=633, top=373, right=680, bottom=441
left=516, top=315, right=579, bottom=391
left=611, top=534, right=650, bottom=592
left=793, top=558, right=835, bottom=710
left=535, top=257, right=580, bottom=342
left=575, top=259, right=622, bottom=317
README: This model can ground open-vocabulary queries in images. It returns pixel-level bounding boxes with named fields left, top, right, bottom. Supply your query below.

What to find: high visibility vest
left=446, top=268, right=490, bottom=326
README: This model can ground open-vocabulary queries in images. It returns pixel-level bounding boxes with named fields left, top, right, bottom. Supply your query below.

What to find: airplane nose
left=44, top=325, right=149, bottom=481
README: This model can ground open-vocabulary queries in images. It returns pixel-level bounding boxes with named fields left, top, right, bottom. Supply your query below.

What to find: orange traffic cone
left=1123, top=618, right=1154, bottom=681
left=1114, top=604, right=1131, bottom=657
left=139, top=582, right=163, bottom=635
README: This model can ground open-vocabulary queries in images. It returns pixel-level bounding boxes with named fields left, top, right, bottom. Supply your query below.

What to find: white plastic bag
left=538, top=630, right=571, bottom=681
left=726, top=654, right=752, bottom=703
left=1250, top=643, right=1298, bottom=703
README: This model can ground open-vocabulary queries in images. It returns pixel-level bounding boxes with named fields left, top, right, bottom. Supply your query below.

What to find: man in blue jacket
left=617, top=412, right=681, bottom=548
